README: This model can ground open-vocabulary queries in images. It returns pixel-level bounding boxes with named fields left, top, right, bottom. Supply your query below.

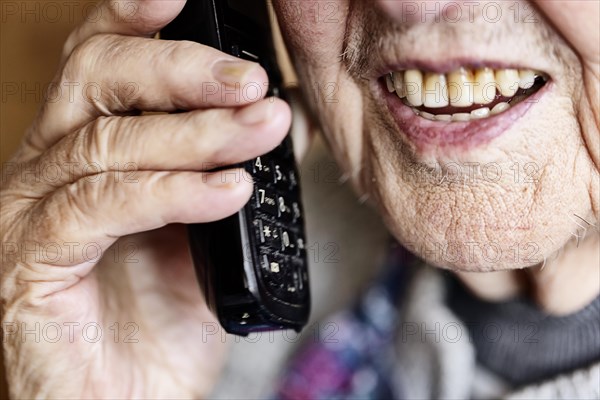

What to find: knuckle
left=78, top=116, right=123, bottom=169
left=67, top=177, right=100, bottom=218
left=60, top=34, right=106, bottom=83
left=25, top=190, right=77, bottom=245
left=59, top=34, right=121, bottom=86
left=156, top=41, right=215, bottom=98
left=47, top=173, right=113, bottom=238
left=60, top=34, right=144, bottom=111
left=168, top=111, right=221, bottom=166
left=51, top=187, right=89, bottom=239
left=50, top=115, right=136, bottom=182
left=145, top=171, right=172, bottom=201
left=188, top=112, right=224, bottom=158
left=161, top=40, right=203, bottom=68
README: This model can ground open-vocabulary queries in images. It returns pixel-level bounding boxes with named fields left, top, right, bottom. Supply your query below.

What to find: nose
left=376, top=0, right=470, bottom=23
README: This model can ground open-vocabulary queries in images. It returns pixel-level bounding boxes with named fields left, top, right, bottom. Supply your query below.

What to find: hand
left=0, top=0, right=291, bottom=398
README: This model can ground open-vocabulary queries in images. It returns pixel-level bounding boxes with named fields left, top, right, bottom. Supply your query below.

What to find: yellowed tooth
left=473, top=68, right=496, bottom=104
left=495, top=69, right=520, bottom=97
left=435, top=114, right=452, bottom=121
left=452, top=113, right=471, bottom=122
left=404, top=69, right=423, bottom=107
left=423, top=73, right=449, bottom=108
left=393, top=72, right=406, bottom=98
left=447, top=68, right=474, bottom=107
left=385, top=74, right=395, bottom=93
left=519, top=69, right=536, bottom=89
left=471, top=107, right=490, bottom=119
left=491, top=102, right=510, bottom=115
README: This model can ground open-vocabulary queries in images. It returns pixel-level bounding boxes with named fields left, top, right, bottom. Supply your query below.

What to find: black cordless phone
left=161, top=0, right=310, bottom=336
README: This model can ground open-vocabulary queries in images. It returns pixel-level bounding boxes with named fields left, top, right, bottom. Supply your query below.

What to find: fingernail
left=212, top=59, right=259, bottom=87
left=234, top=99, right=274, bottom=125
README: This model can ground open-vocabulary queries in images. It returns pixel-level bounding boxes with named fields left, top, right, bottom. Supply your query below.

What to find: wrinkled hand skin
left=0, top=0, right=292, bottom=398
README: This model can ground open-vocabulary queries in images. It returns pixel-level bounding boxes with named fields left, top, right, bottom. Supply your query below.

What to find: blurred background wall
left=1, top=0, right=84, bottom=162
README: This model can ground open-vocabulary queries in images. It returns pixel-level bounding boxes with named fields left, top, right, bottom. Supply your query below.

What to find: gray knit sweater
left=394, top=267, right=600, bottom=399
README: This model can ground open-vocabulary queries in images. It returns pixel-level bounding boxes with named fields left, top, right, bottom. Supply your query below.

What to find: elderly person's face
left=273, top=0, right=599, bottom=272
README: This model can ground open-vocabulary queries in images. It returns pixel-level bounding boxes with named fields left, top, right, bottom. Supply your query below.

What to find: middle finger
left=22, top=97, right=291, bottom=194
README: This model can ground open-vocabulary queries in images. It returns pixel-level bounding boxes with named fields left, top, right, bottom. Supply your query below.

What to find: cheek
left=273, top=1, right=349, bottom=63
left=274, top=0, right=368, bottom=188
left=315, top=81, right=367, bottom=193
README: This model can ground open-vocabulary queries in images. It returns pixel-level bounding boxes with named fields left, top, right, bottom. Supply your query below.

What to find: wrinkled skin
left=1, top=0, right=598, bottom=398
left=273, top=0, right=599, bottom=310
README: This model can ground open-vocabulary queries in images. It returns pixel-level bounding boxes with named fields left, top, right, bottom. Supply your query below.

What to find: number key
left=273, top=163, right=290, bottom=189
left=277, top=196, right=294, bottom=222
left=280, top=229, right=297, bottom=255
left=254, top=185, right=278, bottom=216
left=252, top=156, right=275, bottom=183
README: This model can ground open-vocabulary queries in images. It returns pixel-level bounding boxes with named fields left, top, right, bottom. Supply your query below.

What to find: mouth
left=379, top=66, right=550, bottom=149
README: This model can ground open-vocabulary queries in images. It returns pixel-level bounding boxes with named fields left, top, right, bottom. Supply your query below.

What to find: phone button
left=254, top=186, right=278, bottom=216
left=252, top=156, right=275, bottom=183
left=273, top=163, right=290, bottom=189
left=260, top=253, right=288, bottom=297
left=292, top=201, right=302, bottom=222
left=280, top=229, right=297, bottom=255
left=254, top=218, right=280, bottom=249
left=288, top=170, right=299, bottom=190
left=277, top=196, right=294, bottom=222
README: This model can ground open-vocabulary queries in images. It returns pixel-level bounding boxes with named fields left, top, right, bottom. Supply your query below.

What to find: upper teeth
left=386, top=67, right=545, bottom=114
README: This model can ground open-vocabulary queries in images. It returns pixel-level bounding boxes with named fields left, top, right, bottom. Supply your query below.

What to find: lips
left=375, top=66, right=551, bottom=150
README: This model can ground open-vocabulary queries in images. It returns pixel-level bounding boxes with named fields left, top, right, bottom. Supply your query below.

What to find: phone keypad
left=246, top=136, right=308, bottom=303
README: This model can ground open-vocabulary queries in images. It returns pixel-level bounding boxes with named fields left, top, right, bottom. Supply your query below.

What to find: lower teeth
left=409, top=94, right=531, bottom=122
left=412, top=103, right=507, bottom=122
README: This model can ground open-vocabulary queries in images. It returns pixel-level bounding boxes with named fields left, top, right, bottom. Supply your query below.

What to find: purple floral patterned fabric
left=273, top=244, right=412, bottom=400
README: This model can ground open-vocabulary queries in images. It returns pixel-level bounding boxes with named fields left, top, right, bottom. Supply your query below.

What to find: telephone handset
left=161, top=0, right=310, bottom=336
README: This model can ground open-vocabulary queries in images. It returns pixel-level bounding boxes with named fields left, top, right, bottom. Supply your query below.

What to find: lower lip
left=379, top=80, right=549, bottom=151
